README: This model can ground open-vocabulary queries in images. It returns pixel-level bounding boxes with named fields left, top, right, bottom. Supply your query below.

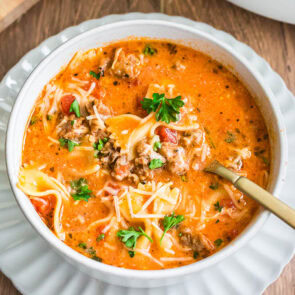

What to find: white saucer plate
left=0, top=13, right=294, bottom=295
left=228, top=0, right=295, bottom=24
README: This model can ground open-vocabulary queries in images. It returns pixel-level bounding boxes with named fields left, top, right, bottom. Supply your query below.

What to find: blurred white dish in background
left=1, top=13, right=295, bottom=295
left=228, top=0, right=295, bottom=24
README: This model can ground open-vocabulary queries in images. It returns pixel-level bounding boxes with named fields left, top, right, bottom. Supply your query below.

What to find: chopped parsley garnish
left=78, top=242, right=87, bottom=249
left=143, top=44, right=157, bottom=56
left=69, top=99, right=80, bottom=118
left=193, top=251, right=199, bottom=259
left=149, top=159, right=164, bottom=170
left=96, top=234, right=105, bottom=242
left=93, top=137, right=108, bottom=151
left=178, top=232, right=183, bottom=237
left=92, top=255, right=102, bottom=262
left=141, top=93, right=184, bottom=124
left=46, top=114, right=52, bottom=121
left=59, top=138, right=79, bottom=152
left=71, top=120, right=75, bottom=126
left=161, top=212, right=184, bottom=242
left=78, top=242, right=102, bottom=262
left=93, top=137, right=108, bottom=157
left=214, top=201, right=223, bottom=212
left=254, top=149, right=269, bottom=165
left=153, top=141, right=162, bottom=151
left=30, top=116, right=38, bottom=125
left=117, top=227, right=153, bottom=250
left=128, top=251, right=135, bottom=258
left=181, top=175, right=188, bottom=182
left=209, top=182, right=219, bottom=190
left=70, top=178, right=92, bottom=202
left=214, top=238, right=223, bottom=247
left=215, top=219, right=220, bottom=224
left=225, top=131, right=235, bottom=143
left=89, top=70, right=101, bottom=79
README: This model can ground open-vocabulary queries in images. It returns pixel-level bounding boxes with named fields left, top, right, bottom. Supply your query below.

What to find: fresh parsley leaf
left=46, top=114, right=52, bottom=121
left=214, top=201, right=223, bottom=212
left=89, top=71, right=101, bottom=79
left=77, top=241, right=101, bottom=261
left=193, top=251, right=199, bottom=259
left=93, top=138, right=108, bottom=151
left=67, top=140, right=79, bottom=152
left=215, top=219, right=220, bottom=224
left=209, top=183, right=219, bottom=190
left=87, top=247, right=97, bottom=256
left=153, top=141, right=162, bottom=151
left=92, top=255, right=102, bottom=262
left=149, top=159, right=164, bottom=170
left=78, top=242, right=87, bottom=249
left=71, top=120, right=75, bottom=126
left=70, top=178, right=87, bottom=189
left=70, top=178, right=92, bottom=202
left=225, top=131, right=235, bottom=143
left=93, top=138, right=109, bottom=157
left=214, top=238, right=223, bottom=247
left=59, top=138, right=79, bottom=152
left=58, top=138, right=67, bottom=147
left=141, top=93, right=184, bottom=124
left=181, top=174, right=188, bottom=182
left=128, top=250, right=135, bottom=258
left=96, top=234, right=105, bottom=242
left=117, top=227, right=153, bottom=249
left=69, top=99, right=80, bottom=118
left=161, top=212, right=184, bottom=242
left=143, top=44, right=157, bottom=56
left=30, top=116, right=38, bottom=125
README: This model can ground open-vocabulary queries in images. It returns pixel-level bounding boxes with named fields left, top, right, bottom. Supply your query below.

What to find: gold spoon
left=204, top=160, right=295, bottom=229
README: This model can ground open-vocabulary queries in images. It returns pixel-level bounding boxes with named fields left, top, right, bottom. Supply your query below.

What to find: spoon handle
left=205, top=160, right=295, bottom=229
left=235, top=177, right=295, bottom=229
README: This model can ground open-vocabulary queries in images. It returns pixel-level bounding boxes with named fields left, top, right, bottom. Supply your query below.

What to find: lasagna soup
left=18, top=40, right=270, bottom=270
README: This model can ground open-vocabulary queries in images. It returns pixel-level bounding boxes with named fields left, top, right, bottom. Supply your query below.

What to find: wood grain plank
left=0, top=0, right=39, bottom=33
left=0, top=0, right=294, bottom=294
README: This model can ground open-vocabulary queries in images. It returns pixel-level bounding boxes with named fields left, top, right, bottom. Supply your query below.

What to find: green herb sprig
left=69, top=99, right=80, bottom=118
left=153, top=141, right=162, bottom=151
left=214, top=238, right=223, bottom=247
left=117, top=227, right=153, bottom=250
left=89, top=71, right=101, bottom=79
left=93, top=137, right=109, bottom=157
left=59, top=138, right=79, bottom=152
left=143, top=44, right=157, bottom=56
left=141, top=93, right=184, bottom=124
left=149, top=159, right=164, bottom=170
left=213, top=201, right=223, bottom=212
left=161, top=212, right=184, bottom=242
left=70, top=178, right=92, bottom=202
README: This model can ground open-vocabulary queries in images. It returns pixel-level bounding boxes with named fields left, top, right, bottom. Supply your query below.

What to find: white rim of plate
left=0, top=13, right=294, bottom=294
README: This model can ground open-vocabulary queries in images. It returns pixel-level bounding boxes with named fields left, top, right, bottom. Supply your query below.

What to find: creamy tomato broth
left=18, top=40, right=270, bottom=270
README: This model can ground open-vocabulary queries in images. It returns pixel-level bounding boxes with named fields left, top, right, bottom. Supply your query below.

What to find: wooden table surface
left=0, top=0, right=294, bottom=294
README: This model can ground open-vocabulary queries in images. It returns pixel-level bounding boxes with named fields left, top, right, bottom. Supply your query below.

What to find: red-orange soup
left=19, top=40, right=270, bottom=270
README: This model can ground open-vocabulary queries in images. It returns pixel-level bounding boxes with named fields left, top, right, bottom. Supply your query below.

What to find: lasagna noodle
left=17, top=168, right=69, bottom=240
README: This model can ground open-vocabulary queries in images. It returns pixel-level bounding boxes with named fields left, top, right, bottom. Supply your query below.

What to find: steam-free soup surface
left=19, top=40, right=270, bottom=270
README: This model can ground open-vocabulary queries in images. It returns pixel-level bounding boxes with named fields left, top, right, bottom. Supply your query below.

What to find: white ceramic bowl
left=5, top=19, right=287, bottom=288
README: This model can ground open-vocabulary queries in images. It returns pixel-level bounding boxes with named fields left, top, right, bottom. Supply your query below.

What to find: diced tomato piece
left=60, top=94, right=76, bottom=115
left=31, top=195, right=55, bottom=216
left=156, top=126, right=177, bottom=144
left=220, top=198, right=236, bottom=209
